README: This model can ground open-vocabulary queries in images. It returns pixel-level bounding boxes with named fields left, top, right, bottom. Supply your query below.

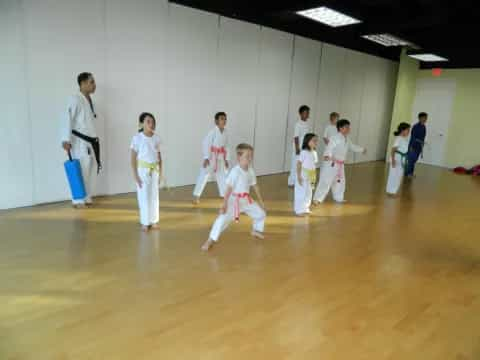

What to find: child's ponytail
left=394, top=122, right=411, bottom=136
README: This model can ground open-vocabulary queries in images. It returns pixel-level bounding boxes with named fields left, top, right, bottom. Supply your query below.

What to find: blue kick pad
left=64, top=158, right=86, bottom=200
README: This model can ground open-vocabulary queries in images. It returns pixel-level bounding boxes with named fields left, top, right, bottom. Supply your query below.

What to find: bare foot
left=201, top=238, right=215, bottom=251
left=150, top=223, right=160, bottom=229
left=334, top=199, right=347, bottom=204
left=72, top=203, right=86, bottom=209
left=141, top=225, right=150, bottom=232
left=192, top=197, right=200, bottom=205
left=312, top=200, right=321, bottom=206
left=251, top=231, right=265, bottom=239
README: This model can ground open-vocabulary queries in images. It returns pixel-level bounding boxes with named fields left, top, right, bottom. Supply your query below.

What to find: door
left=411, top=78, right=456, bottom=167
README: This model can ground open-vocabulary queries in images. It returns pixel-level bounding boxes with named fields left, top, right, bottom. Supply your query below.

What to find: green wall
left=389, top=50, right=480, bottom=168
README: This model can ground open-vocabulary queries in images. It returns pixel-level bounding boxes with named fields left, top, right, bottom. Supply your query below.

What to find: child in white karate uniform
left=386, top=122, right=411, bottom=195
left=201, top=143, right=266, bottom=251
left=288, top=105, right=312, bottom=187
left=323, top=112, right=339, bottom=145
left=294, top=133, right=318, bottom=216
left=130, top=112, right=162, bottom=232
left=313, top=119, right=366, bottom=204
left=193, top=112, right=230, bottom=204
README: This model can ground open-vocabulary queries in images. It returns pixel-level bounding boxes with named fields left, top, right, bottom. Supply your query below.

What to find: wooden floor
left=1, top=162, right=480, bottom=360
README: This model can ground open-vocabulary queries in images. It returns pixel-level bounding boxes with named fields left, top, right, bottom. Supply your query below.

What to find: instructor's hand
left=203, top=159, right=210, bottom=168
left=62, top=142, right=72, bottom=152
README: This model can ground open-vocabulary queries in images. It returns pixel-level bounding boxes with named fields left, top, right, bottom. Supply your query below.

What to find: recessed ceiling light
left=362, top=33, right=413, bottom=47
left=407, top=53, right=448, bottom=62
left=296, top=6, right=362, bottom=27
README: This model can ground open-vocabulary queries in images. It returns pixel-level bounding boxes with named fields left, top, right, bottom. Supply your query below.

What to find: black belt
left=72, top=130, right=102, bottom=173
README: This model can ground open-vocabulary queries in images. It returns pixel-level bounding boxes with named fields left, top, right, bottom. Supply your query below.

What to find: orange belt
left=210, top=146, right=226, bottom=172
left=332, top=159, right=345, bottom=183
left=233, top=192, right=253, bottom=222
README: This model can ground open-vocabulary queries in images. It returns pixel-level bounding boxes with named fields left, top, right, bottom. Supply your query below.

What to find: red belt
left=233, top=192, right=253, bottom=222
left=332, top=159, right=345, bottom=183
left=210, top=146, right=226, bottom=172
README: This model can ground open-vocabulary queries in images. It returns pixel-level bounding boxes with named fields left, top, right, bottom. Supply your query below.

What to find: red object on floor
left=432, top=68, right=442, bottom=77
left=454, top=167, right=467, bottom=174
left=453, top=164, right=480, bottom=175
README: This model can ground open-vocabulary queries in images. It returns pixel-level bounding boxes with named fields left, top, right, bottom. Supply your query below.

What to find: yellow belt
left=303, top=168, right=317, bottom=185
left=138, top=160, right=159, bottom=174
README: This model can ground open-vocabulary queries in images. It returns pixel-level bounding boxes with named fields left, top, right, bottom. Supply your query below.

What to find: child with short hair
left=201, top=143, right=266, bottom=251
left=313, top=119, right=366, bottom=204
left=130, top=112, right=162, bottom=232
left=323, top=112, right=339, bottom=145
left=288, top=105, right=312, bottom=187
left=386, top=122, right=411, bottom=195
left=294, top=133, right=318, bottom=216
left=193, top=112, right=230, bottom=204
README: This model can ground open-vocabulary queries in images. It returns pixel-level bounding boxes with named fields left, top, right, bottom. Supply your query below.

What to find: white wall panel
left=216, top=17, right=261, bottom=165
left=165, top=4, right=219, bottom=186
left=283, top=36, right=322, bottom=171
left=357, top=55, right=383, bottom=163
left=0, top=0, right=34, bottom=209
left=339, top=49, right=366, bottom=164
left=315, top=43, right=346, bottom=157
left=105, top=0, right=168, bottom=193
left=253, top=27, right=293, bottom=175
left=24, top=0, right=107, bottom=203
left=0, top=2, right=400, bottom=209
left=380, top=61, right=398, bottom=160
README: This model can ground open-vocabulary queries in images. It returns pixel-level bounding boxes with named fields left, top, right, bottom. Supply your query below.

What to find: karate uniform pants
left=136, top=167, right=159, bottom=226
left=313, top=161, right=346, bottom=203
left=193, top=160, right=227, bottom=198
left=405, top=150, right=420, bottom=176
left=386, top=163, right=404, bottom=195
left=294, top=172, right=313, bottom=215
left=71, top=146, right=95, bottom=205
left=209, top=198, right=266, bottom=242
left=288, top=152, right=298, bottom=186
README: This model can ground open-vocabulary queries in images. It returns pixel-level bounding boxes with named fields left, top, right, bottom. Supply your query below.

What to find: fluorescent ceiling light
left=362, top=33, right=413, bottom=47
left=408, top=53, right=448, bottom=62
left=297, top=6, right=361, bottom=27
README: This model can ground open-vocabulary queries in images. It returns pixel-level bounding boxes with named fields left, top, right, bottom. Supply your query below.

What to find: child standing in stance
left=294, top=133, right=318, bottom=216
left=323, top=112, right=339, bottom=145
left=130, top=112, right=162, bottom=232
left=313, top=119, right=366, bottom=204
left=192, top=112, right=230, bottom=204
left=201, top=143, right=266, bottom=251
left=386, top=122, right=410, bottom=195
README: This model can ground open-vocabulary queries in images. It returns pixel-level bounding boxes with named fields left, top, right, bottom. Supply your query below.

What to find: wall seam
left=282, top=35, right=296, bottom=172
left=20, top=0, right=35, bottom=206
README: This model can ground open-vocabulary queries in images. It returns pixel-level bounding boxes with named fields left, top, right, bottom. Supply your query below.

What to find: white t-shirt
left=393, top=136, right=409, bottom=162
left=323, top=124, right=337, bottom=140
left=226, top=165, right=257, bottom=194
left=298, top=150, right=318, bottom=170
left=130, top=132, right=161, bottom=163
left=293, top=120, right=312, bottom=150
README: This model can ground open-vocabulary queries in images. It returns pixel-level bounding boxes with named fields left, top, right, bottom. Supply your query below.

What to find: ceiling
left=171, top=0, right=480, bottom=69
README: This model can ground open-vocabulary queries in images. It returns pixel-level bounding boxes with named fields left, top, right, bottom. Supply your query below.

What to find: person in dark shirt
left=405, top=112, right=428, bottom=177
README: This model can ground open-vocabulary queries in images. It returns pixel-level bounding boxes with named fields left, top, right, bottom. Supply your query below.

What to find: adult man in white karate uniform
left=61, top=72, right=100, bottom=208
